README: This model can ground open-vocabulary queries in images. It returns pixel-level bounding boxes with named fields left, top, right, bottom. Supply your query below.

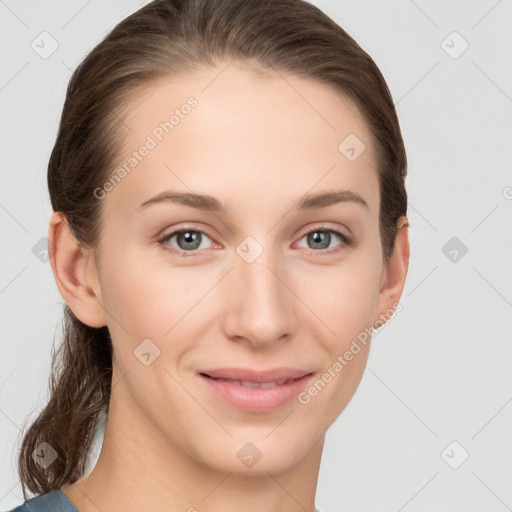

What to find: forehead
left=103, top=63, right=380, bottom=219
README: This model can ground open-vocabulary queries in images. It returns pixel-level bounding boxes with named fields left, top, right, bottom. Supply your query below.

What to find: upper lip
left=199, top=367, right=313, bottom=383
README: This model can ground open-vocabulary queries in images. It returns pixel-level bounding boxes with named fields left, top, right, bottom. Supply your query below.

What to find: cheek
left=99, top=246, right=214, bottom=359
left=297, top=259, right=379, bottom=418
left=296, top=255, right=381, bottom=342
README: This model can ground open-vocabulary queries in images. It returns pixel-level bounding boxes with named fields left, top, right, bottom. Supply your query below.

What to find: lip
left=198, top=367, right=315, bottom=413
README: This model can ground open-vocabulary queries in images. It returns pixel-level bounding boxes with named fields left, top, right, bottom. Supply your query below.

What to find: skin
left=50, top=61, right=409, bottom=512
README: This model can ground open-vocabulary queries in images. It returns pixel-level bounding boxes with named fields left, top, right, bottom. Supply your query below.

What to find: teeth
left=241, top=380, right=265, bottom=388
left=218, top=378, right=295, bottom=387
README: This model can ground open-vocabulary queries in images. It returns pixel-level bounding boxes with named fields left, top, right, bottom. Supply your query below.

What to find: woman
left=9, top=0, right=409, bottom=510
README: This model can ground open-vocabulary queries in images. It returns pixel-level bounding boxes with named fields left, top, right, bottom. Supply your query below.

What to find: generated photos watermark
left=93, top=96, right=198, bottom=200
left=297, top=301, right=403, bottom=405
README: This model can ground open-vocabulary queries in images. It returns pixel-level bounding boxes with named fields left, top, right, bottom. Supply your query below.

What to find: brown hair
left=17, top=0, right=408, bottom=499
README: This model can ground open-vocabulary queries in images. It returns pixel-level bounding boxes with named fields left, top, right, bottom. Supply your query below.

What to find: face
left=85, top=62, right=399, bottom=476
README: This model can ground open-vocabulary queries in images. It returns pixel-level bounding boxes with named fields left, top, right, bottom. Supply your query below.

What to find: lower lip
left=199, top=373, right=314, bottom=413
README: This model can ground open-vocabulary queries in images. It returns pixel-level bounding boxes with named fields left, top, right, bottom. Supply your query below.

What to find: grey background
left=1, top=0, right=511, bottom=510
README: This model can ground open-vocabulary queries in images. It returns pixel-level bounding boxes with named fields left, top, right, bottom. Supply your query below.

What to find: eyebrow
left=135, top=188, right=369, bottom=213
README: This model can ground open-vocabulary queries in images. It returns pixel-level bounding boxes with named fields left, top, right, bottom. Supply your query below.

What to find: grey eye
left=297, top=230, right=342, bottom=251
left=163, top=230, right=213, bottom=252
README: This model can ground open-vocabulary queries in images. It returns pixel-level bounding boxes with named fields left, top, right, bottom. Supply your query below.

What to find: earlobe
left=48, top=211, right=107, bottom=328
left=374, top=216, right=410, bottom=325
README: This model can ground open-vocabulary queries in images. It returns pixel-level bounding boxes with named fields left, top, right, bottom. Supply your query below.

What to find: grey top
left=7, top=490, right=78, bottom=511
left=8, top=490, right=325, bottom=512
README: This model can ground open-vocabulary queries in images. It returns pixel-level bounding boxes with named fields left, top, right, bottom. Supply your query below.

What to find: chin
left=193, top=427, right=319, bottom=476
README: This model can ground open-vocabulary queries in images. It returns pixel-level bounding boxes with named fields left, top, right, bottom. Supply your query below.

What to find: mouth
left=200, top=374, right=303, bottom=388
left=198, top=368, right=315, bottom=412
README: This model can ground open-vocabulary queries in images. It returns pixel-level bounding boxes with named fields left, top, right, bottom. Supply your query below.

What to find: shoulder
left=5, top=490, right=78, bottom=512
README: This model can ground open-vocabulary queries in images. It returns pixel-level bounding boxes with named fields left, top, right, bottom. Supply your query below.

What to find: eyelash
left=157, top=224, right=355, bottom=258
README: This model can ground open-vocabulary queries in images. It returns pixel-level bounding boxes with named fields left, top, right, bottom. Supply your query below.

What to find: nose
left=221, top=241, right=298, bottom=349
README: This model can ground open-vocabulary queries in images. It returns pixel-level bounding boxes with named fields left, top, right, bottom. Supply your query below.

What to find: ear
left=373, top=215, right=410, bottom=326
left=48, top=211, right=107, bottom=328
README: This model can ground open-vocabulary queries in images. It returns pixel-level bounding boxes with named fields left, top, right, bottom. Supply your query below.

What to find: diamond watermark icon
left=441, top=31, right=469, bottom=59
left=32, top=442, right=58, bottom=469
left=338, top=133, right=366, bottom=161
left=134, top=338, right=161, bottom=366
left=31, top=31, right=59, bottom=59
left=441, top=440, right=469, bottom=469
left=32, top=236, right=54, bottom=263
left=442, top=236, right=468, bottom=263
left=236, top=236, right=264, bottom=264
left=237, top=442, right=263, bottom=468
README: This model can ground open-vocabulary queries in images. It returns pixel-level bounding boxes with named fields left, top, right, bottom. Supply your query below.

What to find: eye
left=295, top=226, right=355, bottom=255
left=158, top=228, right=215, bottom=256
